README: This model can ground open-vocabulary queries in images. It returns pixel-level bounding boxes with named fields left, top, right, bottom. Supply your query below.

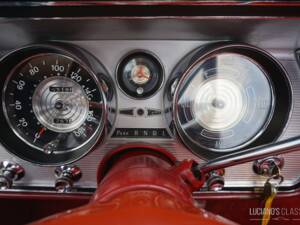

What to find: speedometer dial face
left=3, top=53, right=105, bottom=155
left=175, top=53, right=274, bottom=151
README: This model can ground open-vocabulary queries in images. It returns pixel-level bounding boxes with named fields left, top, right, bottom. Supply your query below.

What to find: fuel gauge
left=117, top=51, right=164, bottom=99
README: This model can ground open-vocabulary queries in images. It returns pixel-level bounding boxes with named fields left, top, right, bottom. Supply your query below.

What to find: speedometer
left=3, top=53, right=104, bottom=154
left=0, top=45, right=109, bottom=165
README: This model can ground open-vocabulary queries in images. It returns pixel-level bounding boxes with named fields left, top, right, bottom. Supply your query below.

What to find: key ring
left=266, top=167, right=284, bottom=187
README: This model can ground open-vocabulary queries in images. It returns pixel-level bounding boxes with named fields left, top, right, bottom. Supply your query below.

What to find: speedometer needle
left=38, top=127, right=46, bottom=136
left=33, top=127, right=46, bottom=143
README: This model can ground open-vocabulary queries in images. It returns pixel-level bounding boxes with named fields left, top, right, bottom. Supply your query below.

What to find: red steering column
left=30, top=146, right=236, bottom=225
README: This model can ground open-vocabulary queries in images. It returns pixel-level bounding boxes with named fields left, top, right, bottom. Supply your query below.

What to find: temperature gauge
left=116, top=52, right=164, bottom=99
left=130, top=64, right=151, bottom=85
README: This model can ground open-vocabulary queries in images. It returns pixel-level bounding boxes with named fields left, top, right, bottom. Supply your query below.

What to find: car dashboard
left=0, top=1, right=300, bottom=201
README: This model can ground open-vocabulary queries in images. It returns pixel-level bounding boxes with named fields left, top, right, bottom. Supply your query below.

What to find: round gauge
left=116, top=52, right=164, bottom=99
left=176, top=53, right=274, bottom=151
left=0, top=48, right=107, bottom=164
left=168, top=43, right=291, bottom=158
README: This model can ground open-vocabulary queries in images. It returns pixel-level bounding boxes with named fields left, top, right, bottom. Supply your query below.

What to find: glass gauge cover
left=175, top=53, right=275, bottom=151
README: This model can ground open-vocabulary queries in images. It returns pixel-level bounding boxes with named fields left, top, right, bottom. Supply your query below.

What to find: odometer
left=1, top=52, right=106, bottom=162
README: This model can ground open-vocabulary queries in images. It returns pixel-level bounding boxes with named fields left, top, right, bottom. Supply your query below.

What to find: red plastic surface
left=30, top=148, right=234, bottom=225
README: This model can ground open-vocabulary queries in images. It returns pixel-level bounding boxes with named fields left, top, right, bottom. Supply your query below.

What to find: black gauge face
left=2, top=53, right=105, bottom=156
left=175, top=53, right=274, bottom=152
left=117, top=52, right=164, bottom=99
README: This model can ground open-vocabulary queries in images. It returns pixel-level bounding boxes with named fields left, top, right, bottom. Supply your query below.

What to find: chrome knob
left=0, top=161, right=25, bottom=189
left=54, top=165, right=81, bottom=193
left=253, top=156, right=284, bottom=177
left=206, top=169, right=225, bottom=191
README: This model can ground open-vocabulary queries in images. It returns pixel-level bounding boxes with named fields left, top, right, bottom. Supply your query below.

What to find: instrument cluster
left=0, top=42, right=291, bottom=165
left=0, top=39, right=297, bottom=194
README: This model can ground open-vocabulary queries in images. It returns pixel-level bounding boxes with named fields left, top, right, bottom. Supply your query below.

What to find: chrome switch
left=54, top=165, right=82, bottom=193
left=0, top=161, right=25, bottom=189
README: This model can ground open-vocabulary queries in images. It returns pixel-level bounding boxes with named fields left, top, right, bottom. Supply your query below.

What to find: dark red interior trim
left=9, top=1, right=300, bottom=7
left=1, top=3, right=300, bottom=18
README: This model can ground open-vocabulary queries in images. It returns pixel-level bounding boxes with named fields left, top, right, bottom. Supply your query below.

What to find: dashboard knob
left=206, top=169, right=225, bottom=191
left=54, top=165, right=82, bottom=193
left=0, top=161, right=25, bottom=189
left=253, top=156, right=284, bottom=177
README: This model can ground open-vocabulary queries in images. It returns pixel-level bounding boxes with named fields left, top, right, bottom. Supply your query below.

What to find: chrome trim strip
left=0, top=187, right=95, bottom=195
left=2, top=184, right=300, bottom=198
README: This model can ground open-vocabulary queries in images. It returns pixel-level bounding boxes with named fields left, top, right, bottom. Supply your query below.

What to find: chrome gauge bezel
left=0, top=44, right=110, bottom=165
left=166, top=42, right=292, bottom=159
